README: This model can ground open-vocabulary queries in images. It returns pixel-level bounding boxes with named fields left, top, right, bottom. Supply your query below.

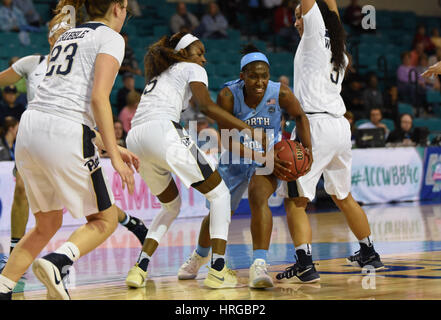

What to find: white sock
left=55, top=242, right=80, bottom=262
left=0, top=275, right=16, bottom=293
left=359, top=236, right=373, bottom=247
left=137, top=251, right=151, bottom=263
left=296, top=243, right=312, bottom=255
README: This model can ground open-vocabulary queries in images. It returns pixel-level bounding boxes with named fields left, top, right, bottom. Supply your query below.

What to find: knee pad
left=146, top=195, right=181, bottom=243
left=205, top=181, right=231, bottom=241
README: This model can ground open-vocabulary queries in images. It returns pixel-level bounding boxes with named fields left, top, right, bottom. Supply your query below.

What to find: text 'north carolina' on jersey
left=131, top=62, right=208, bottom=128
left=294, top=2, right=348, bottom=117
left=226, top=79, right=282, bottom=151
left=27, top=22, right=125, bottom=128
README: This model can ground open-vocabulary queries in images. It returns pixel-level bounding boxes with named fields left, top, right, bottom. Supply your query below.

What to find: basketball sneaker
left=125, top=217, right=148, bottom=245
left=32, top=253, right=72, bottom=300
left=178, top=250, right=210, bottom=280
left=347, top=250, right=385, bottom=270
left=126, top=263, right=148, bottom=288
left=276, top=262, right=320, bottom=283
left=204, top=265, right=238, bottom=289
left=249, top=259, right=274, bottom=288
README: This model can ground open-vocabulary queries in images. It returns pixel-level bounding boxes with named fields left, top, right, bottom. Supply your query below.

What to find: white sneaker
left=249, top=259, right=274, bottom=289
left=178, top=250, right=210, bottom=280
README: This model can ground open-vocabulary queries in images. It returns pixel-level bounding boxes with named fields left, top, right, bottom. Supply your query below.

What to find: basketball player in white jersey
left=125, top=32, right=266, bottom=289
left=0, top=0, right=138, bottom=300
left=0, top=16, right=147, bottom=279
left=276, top=0, right=384, bottom=283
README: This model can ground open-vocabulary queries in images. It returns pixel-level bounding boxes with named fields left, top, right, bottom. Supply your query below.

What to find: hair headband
left=175, top=34, right=199, bottom=51
left=49, top=21, right=71, bottom=38
left=240, top=52, right=270, bottom=70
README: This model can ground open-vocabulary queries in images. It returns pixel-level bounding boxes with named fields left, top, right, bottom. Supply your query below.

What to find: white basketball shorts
left=278, top=115, right=352, bottom=201
left=15, top=109, right=114, bottom=218
left=126, top=120, right=216, bottom=196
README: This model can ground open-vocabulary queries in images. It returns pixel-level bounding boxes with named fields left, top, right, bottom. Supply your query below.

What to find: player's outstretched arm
left=190, top=82, right=268, bottom=153
left=0, top=67, right=22, bottom=87
left=301, top=0, right=316, bottom=15
left=92, top=53, right=135, bottom=194
left=279, top=84, right=312, bottom=152
left=422, top=61, right=441, bottom=78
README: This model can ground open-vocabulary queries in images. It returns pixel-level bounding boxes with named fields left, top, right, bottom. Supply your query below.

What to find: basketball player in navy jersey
left=276, top=0, right=384, bottom=283
left=0, top=18, right=148, bottom=278
left=0, top=0, right=141, bottom=300
left=178, top=45, right=314, bottom=288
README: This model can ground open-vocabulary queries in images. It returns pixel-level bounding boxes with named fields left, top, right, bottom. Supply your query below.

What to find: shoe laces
left=277, top=262, right=300, bottom=280
left=254, top=261, right=269, bottom=276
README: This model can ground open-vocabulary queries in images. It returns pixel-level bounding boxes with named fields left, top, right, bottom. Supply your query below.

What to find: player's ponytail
left=316, top=0, right=347, bottom=72
left=144, top=32, right=194, bottom=82
left=49, top=0, right=86, bottom=34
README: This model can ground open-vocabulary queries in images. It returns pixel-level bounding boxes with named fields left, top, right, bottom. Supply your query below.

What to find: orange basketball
left=274, top=140, right=310, bottom=181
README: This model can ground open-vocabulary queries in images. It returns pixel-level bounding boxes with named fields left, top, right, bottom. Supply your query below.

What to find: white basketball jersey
left=28, top=22, right=125, bottom=128
left=294, top=3, right=348, bottom=117
left=131, top=62, right=208, bottom=127
left=12, top=54, right=48, bottom=103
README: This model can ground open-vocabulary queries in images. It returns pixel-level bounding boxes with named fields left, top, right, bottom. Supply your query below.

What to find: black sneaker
left=0, top=291, right=12, bottom=300
left=32, top=253, right=72, bottom=300
left=126, top=217, right=148, bottom=245
left=276, top=262, right=320, bottom=283
left=347, top=251, right=385, bottom=270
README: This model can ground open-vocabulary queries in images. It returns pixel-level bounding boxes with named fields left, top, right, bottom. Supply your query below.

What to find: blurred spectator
left=386, top=113, right=417, bottom=146
left=383, top=86, right=399, bottom=121
left=0, top=0, right=28, bottom=32
left=278, top=75, right=290, bottom=87
left=358, top=107, right=390, bottom=138
left=362, top=73, right=383, bottom=111
left=14, top=0, right=41, bottom=27
left=341, top=74, right=365, bottom=120
left=0, top=116, right=18, bottom=161
left=410, top=42, right=425, bottom=67
left=429, top=47, right=441, bottom=68
left=114, top=119, right=126, bottom=148
left=100, top=120, right=127, bottom=158
left=273, top=0, right=299, bottom=49
left=116, top=73, right=142, bottom=115
left=128, top=0, right=142, bottom=17
left=119, top=32, right=142, bottom=76
left=170, top=2, right=199, bottom=34
left=431, top=28, right=441, bottom=49
left=343, top=0, right=363, bottom=33
left=344, top=111, right=356, bottom=146
left=218, top=0, right=242, bottom=29
left=119, top=90, right=141, bottom=133
left=397, top=52, right=418, bottom=104
left=0, top=85, right=26, bottom=124
left=413, top=25, right=435, bottom=54
left=198, top=2, right=228, bottom=39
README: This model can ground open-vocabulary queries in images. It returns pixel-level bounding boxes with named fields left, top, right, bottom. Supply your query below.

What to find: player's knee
left=36, top=217, right=62, bottom=237
left=205, top=180, right=230, bottom=204
left=162, top=195, right=181, bottom=219
left=14, top=180, right=26, bottom=198
left=292, top=197, right=308, bottom=209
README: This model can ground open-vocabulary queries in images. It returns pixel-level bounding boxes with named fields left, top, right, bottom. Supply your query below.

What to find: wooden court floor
left=2, top=202, right=441, bottom=300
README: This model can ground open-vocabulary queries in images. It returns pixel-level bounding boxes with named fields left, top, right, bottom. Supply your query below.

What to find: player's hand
left=422, top=61, right=441, bottom=78
left=117, top=145, right=140, bottom=172
left=111, top=157, right=135, bottom=194
left=273, top=145, right=294, bottom=180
